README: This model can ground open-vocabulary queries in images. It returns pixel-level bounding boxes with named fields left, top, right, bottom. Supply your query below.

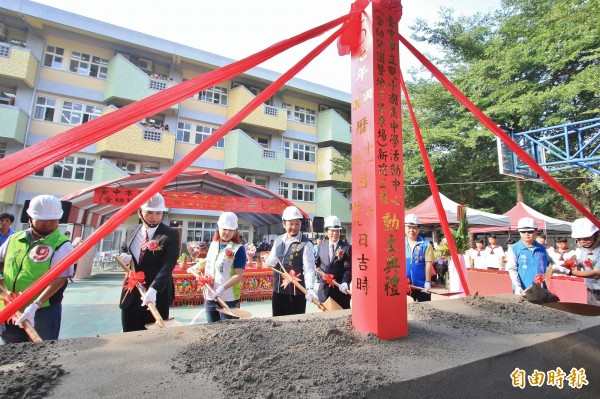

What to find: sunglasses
left=519, top=230, right=535, bottom=234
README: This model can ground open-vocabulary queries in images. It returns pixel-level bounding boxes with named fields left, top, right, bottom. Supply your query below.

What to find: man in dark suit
left=315, top=215, right=351, bottom=309
left=119, top=193, right=179, bottom=332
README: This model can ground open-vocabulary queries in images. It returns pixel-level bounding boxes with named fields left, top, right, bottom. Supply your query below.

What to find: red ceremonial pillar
left=351, top=0, right=406, bottom=339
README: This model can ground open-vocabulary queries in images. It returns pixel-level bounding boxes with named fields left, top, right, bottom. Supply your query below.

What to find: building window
left=195, top=124, right=224, bottom=148
left=69, top=52, right=108, bottom=79
left=69, top=52, right=90, bottom=75
left=43, top=45, right=64, bottom=69
left=52, top=156, right=95, bottom=181
left=33, top=96, right=56, bottom=122
left=187, top=221, right=218, bottom=243
left=61, top=101, right=102, bottom=125
left=239, top=175, right=269, bottom=188
left=294, top=105, right=316, bottom=125
left=283, top=141, right=316, bottom=162
left=177, top=122, right=191, bottom=143
left=90, top=56, right=109, bottom=79
left=0, top=142, right=5, bottom=158
left=279, top=180, right=315, bottom=202
left=282, top=102, right=292, bottom=120
left=199, top=86, right=228, bottom=105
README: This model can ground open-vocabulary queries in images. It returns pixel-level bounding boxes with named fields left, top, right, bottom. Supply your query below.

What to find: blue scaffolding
left=498, top=117, right=600, bottom=178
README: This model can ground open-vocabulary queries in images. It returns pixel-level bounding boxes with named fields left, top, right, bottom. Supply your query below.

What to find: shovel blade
left=216, top=307, right=252, bottom=319
left=145, top=317, right=182, bottom=330
left=542, top=302, right=600, bottom=317
left=322, top=297, right=343, bottom=311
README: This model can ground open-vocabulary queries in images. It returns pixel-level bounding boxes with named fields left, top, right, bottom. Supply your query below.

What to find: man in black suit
left=119, top=193, right=179, bottom=332
left=315, top=215, right=351, bottom=309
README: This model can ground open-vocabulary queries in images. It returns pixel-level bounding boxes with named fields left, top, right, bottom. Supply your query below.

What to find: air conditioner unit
left=138, top=58, right=153, bottom=73
left=125, top=161, right=141, bottom=174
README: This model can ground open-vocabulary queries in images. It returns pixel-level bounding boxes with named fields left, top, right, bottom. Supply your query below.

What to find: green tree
left=404, top=0, right=600, bottom=216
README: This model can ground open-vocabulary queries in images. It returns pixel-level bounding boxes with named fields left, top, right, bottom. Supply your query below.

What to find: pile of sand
left=1, top=294, right=599, bottom=398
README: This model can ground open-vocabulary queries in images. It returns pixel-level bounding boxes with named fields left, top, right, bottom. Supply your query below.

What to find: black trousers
left=410, top=290, right=432, bottom=302
left=272, top=292, right=306, bottom=316
left=121, top=295, right=170, bottom=332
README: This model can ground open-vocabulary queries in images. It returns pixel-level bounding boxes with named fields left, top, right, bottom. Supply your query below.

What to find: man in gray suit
left=315, top=215, right=351, bottom=309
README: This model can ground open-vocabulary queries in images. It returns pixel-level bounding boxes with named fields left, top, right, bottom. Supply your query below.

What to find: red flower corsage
left=336, top=249, right=344, bottom=259
left=147, top=240, right=162, bottom=252
left=225, top=249, right=234, bottom=259
left=584, top=259, right=593, bottom=268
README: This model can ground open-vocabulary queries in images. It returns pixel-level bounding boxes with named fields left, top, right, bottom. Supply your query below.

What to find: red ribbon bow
left=0, top=290, right=18, bottom=307
left=322, top=273, right=336, bottom=287
left=196, top=274, right=214, bottom=290
left=534, top=274, right=545, bottom=285
left=563, top=258, right=577, bottom=269
left=281, top=269, right=302, bottom=295
left=122, top=271, right=145, bottom=303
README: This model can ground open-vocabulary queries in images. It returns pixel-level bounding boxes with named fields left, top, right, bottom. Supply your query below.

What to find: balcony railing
left=224, top=129, right=285, bottom=175
left=96, top=123, right=175, bottom=161
left=317, top=109, right=351, bottom=146
left=0, top=105, right=28, bottom=144
left=316, top=187, right=351, bottom=223
left=0, top=42, right=38, bottom=87
left=227, top=87, right=287, bottom=132
left=103, top=54, right=177, bottom=110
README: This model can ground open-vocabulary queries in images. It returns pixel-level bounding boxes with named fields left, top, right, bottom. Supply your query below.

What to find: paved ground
left=60, top=272, right=320, bottom=339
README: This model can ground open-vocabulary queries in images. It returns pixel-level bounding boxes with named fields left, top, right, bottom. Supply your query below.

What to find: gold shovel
left=0, top=279, right=43, bottom=343
left=186, top=268, right=252, bottom=319
left=409, top=285, right=464, bottom=297
left=115, top=256, right=182, bottom=330
left=268, top=263, right=342, bottom=311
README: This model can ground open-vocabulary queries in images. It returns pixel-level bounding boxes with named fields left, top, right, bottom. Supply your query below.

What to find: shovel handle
left=316, top=268, right=352, bottom=296
left=115, top=256, right=166, bottom=328
left=268, top=264, right=327, bottom=311
left=0, top=281, right=44, bottom=343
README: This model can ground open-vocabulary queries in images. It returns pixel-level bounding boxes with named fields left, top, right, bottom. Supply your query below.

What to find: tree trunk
left=515, top=179, right=524, bottom=203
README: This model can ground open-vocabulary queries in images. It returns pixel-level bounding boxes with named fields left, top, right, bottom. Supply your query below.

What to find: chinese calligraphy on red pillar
left=351, top=0, right=407, bottom=339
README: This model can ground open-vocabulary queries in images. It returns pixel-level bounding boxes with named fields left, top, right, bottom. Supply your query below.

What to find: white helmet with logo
left=218, top=212, right=238, bottom=230
left=517, top=217, right=537, bottom=231
left=324, top=215, right=343, bottom=230
left=405, top=213, right=419, bottom=226
left=27, top=195, right=63, bottom=220
left=141, top=193, right=167, bottom=212
left=282, top=206, right=303, bottom=221
left=571, top=218, right=599, bottom=239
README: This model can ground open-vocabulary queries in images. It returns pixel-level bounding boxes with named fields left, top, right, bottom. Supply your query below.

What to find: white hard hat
left=405, top=213, right=419, bottom=226
left=217, top=212, right=238, bottom=230
left=571, top=218, right=599, bottom=239
left=282, top=206, right=303, bottom=221
left=517, top=217, right=537, bottom=231
left=141, top=193, right=167, bottom=212
left=27, top=195, right=63, bottom=221
left=324, top=215, right=343, bottom=230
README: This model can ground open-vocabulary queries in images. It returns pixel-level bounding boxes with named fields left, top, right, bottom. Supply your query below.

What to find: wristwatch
left=33, top=299, right=43, bottom=307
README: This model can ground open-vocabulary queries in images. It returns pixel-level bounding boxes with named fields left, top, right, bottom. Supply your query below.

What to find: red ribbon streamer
left=0, top=291, right=18, bottom=307
left=122, top=271, right=145, bottom=304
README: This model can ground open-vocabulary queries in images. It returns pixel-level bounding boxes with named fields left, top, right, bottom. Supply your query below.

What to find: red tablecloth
left=172, top=266, right=273, bottom=306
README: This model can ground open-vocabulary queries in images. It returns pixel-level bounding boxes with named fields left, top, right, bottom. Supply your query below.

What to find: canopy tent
left=61, top=169, right=309, bottom=235
left=406, top=193, right=510, bottom=227
left=471, top=202, right=572, bottom=234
